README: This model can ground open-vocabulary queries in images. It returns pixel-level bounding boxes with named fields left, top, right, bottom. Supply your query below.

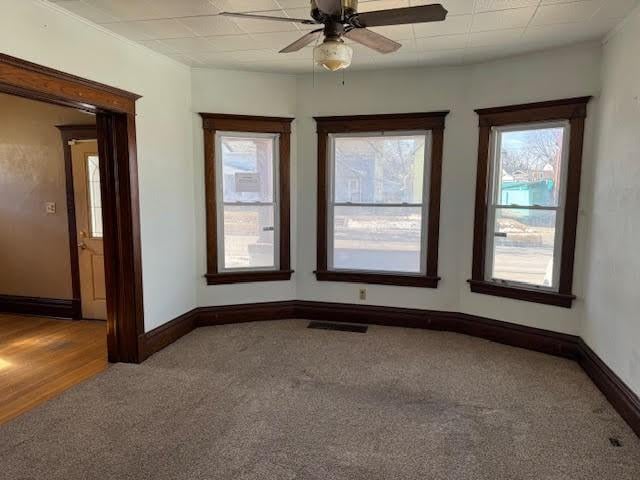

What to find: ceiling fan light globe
left=320, top=60, right=348, bottom=72
left=313, top=40, right=353, bottom=71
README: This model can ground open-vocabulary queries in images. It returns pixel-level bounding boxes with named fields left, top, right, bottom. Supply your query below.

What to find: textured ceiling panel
left=48, top=0, right=639, bottom=72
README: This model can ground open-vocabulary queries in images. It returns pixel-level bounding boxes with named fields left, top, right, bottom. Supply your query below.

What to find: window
left=201, top=114, right=293, bottom=284
left=217, top=133, right=277, bottom=270
left=330, top=133, right=428, bottom=273
left=487, top=124, right=568, bottom=288
left=86, top=154, right=103, bottom=238
left=470, top=97, right=591, bottom=307
left=315, top=112, right=448, bottom=288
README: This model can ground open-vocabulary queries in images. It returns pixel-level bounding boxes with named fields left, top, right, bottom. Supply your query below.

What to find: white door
left=71, top=140, right=107, bottom=320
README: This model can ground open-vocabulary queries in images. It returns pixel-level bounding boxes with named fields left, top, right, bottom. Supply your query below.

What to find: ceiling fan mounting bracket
left=323, top=21, right=345, bottom=39
left=311, top=0, right=359, bottom=23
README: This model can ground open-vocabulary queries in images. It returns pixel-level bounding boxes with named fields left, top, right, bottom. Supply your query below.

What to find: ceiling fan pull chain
left=312, top=53, right=316, bottom=90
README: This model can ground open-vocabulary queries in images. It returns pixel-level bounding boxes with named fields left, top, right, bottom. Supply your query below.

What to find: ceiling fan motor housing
left=311, top=0, right=359, bottom=22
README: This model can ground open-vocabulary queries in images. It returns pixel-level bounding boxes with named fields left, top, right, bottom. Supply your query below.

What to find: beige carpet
left=1, top=319, right=639, bottom=479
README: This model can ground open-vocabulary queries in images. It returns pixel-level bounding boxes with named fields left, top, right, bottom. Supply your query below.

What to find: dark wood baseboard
left=0, top=294, right=79, bottom=319
left=141, top=300, right=638, bottom=437
left=197, top=301, right=296, bottom=327
left=142, top=301, right=578, bottom=360
left=140, top=308, right=199, bottom=361
left=140, top=302, right=296, bottom=361
left=577, top=339, right=640, bottom=437
left=295, top=301, right=580, bottom=359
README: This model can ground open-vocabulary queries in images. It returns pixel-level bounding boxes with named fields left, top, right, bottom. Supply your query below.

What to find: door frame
left=57, top=125, right=98, bottom=320
left=0, top=53, right=144, bottom=363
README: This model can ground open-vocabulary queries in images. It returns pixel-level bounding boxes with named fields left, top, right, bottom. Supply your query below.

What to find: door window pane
left=223, top=205, right=275, bottom=269
left=86, top=155, right=102, bottom=238
left=497, top=127, right=565, bottom=207
left=333, top=206, right=422, bottom=273
left=221, top=136, right=274, bottom=203
left=491, top=208, right=557, bottom=287
left=334, top=135, right=425, bottom=204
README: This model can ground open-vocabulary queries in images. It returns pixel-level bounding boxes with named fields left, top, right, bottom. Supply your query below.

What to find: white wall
left=295, top=43, right=602, bottom=335
left=582, top=6, right=640, bottom=396
left=192, top=68, right=298, bottom=306
left=295, top=66, right=466, bottom=315
left=1, top=1, right=615, bottom=343
left=0, top=0, right=197, bottom=330
left=190, top=46, right=601, bottom=337
left=458, top=44, right=601, bottom=334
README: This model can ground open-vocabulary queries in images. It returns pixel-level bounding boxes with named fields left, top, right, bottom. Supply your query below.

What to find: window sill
left=315, top=270, right=440, bottom=288
left=206, top=270, right=293, bottom=285
left=467, top=279, right=575, bottom=308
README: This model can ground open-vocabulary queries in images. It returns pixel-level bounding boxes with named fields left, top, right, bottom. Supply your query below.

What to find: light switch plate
left=45, top=202, right=56, bottom=214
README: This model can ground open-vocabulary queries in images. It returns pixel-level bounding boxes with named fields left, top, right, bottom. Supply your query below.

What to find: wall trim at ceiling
left=140, top=300, right=639, bottom=438
left=0, top=294, right=79, bottom=319
left=39, top=0, right=193, bottom=72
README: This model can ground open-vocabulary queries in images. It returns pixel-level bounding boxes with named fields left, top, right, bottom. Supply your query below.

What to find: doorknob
left=78, top=242, right=88, bottom=250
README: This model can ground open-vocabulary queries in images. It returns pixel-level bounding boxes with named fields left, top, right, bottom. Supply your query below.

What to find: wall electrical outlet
left=359, top=288, right=367, bottom=301
left=45, top=202, right=56, bottom=214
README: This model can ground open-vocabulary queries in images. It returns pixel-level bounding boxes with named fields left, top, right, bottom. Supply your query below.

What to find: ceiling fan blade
left=219, top=12, right=318, bottom=25
left=279, top=29, right=323, bottom=53
left=315, top=0, right=343, bottom=15
left=344, top=28, right=401, bottom=54
left=353, top=4, right=447, bottom=27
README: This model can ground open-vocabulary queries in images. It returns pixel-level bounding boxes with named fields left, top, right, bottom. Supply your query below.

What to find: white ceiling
left=48, top=0, right=639, bottom=72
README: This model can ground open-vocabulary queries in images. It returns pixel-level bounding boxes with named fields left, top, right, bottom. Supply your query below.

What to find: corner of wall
left=580, top=4, right=640, bottom=396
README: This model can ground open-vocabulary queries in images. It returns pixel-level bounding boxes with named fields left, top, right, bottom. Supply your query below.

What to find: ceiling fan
left=220, top=0, right=448, bottom=71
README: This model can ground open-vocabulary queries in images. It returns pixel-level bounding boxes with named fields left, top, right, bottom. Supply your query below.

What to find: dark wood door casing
left=0, top=52, right=144, bottom=363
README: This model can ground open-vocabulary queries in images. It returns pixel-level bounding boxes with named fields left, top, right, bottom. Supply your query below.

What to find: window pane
left=223, top=205, right=275, bottom=269
left=87, top=155, right=102, bottom=238
left=333, top=206, right=422, bottom=273
left=497, top=127, right=565, bottom=207
left=334, top=134, right=426, bottom=204
left=491, top=208, right=557, bottom=287
left=221, top=135, right=274, bottom=203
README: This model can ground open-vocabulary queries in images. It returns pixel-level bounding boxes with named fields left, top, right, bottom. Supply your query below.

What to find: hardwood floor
left=0, top=313, right=107, bottom=424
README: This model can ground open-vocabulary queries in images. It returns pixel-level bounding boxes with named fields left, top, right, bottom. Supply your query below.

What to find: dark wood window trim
left=470, top=97, right=592, bottom=308
left=200, top=113, right=294, bottom=285
left=314, top=112, right=448, bottom=288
